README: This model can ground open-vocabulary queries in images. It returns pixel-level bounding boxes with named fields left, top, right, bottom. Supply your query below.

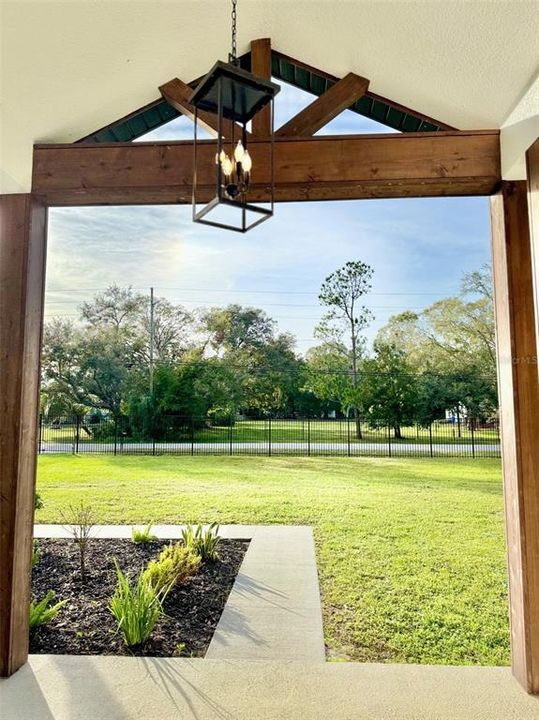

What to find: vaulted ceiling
left=1, top=0, right=538, bottom=191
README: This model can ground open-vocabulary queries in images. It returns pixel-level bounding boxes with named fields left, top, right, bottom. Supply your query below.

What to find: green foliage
left=35, top=492, right=44, bottom=510
left=32, top=540, right=41, bottom=568
left=361, top=343, right=419, bottom=437
left=109, top=559, right=167, bottom=647
left=375, top=265, right=497, bottom=420
left=142, top=542, right=201, bottom=592
left=132, top=523, right=157, bottom=545
left=29, top=590, right=67, bottom=629
left=181, top=523, right=221, bottom=562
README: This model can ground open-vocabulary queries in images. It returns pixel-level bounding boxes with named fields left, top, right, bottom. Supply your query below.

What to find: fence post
left=114, top=416, right=118, bottom=456
left=347, top=416, right=351, bottom=457
left=429, top=423, right=433, bottom=458
left=471, top=419, right=475, bottom=458
left=191, top=418, right=195, bottom=456
left=268, top=416, right=272, bottom=456
left=75, top=414, right=80, bottom=454
left=229, top=415, right=233, bottom=456
left=388, top=425, right=392, bottom=458
left=307, top=417, right=311, bottom=456
left=152, top=436, right=156, bottom=456
left=38, top=413, right=43, bottom=454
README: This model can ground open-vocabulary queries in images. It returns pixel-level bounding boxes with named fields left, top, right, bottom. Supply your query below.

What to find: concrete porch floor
left=2, top=655, right=538, bottom=720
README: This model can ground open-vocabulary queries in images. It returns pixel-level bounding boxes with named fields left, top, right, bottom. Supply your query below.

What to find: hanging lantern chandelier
left=190, top=0, right=280, bottom=233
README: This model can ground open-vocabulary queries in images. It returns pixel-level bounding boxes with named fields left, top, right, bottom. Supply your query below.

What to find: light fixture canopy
left=190, top=3, right=280, bottom=233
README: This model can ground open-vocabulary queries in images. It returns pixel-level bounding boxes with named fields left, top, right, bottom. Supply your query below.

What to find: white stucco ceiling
left=1, top=0, right=538, bottom=192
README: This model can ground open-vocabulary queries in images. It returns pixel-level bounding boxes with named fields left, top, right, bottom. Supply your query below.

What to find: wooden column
left=490, top=181, right=539, bottom=693
left=527, top=138, right=539, bottom=358
left=0, top=194, right=47, bottom=677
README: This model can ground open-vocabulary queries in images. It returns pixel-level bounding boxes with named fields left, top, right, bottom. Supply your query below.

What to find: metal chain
left=230, top=0, right=238, bottom=64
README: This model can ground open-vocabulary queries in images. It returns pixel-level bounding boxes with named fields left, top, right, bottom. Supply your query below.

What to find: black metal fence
left=37, top=415, right=501, bottom=459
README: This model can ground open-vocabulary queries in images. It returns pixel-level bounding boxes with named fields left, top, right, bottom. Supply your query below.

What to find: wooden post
left=490, top=181, right=539, bottom=693
left=250, top=38, right=272, bottom=136
left=0, top=194, right=47, bottom=677
left=527, top=138, right=539, bottom=358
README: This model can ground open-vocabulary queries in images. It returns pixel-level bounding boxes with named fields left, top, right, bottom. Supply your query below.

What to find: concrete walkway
left=2, top=655, right=538, bottom=720
left=207, top=526, right=324, bottom=662
left=34, top=524, right=325, bottom=663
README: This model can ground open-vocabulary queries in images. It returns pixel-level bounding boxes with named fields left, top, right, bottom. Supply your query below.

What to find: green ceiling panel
left=81, top=50, right=449, bottom=143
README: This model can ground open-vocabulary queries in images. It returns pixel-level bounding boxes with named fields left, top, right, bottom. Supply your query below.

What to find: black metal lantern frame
left=191, top=61, right=280, bottom=233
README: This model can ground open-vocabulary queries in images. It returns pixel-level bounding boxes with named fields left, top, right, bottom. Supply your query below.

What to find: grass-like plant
left=181, top=522, right=221, bottom=562
left=60, top=500, right=97, bottom=583
left=29, top=591, right=67, bottom=629
left=32, top=539, right=41, bottom=568
left=109, top=560, right=167, bottom=648
left=131, top=523, right=157, bottom=545
left=142, top=542, right=200, bottom=592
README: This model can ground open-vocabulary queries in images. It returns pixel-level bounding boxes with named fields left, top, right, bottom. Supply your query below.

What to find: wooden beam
left=159, top=78, right=250, bottom=139
left=251, top=38, right=272, bottom=136
left=276, top=73, right=369, bottom=137
left=490, top=181, right=539, bottom=694
left=32, top=130, right=501, bottom=206
left=527, top=137, right=539, bottom=361
left=0, top=194, right=47, bottom=677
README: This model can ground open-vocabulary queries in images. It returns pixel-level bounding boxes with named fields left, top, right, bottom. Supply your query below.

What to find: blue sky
left=45, top=81, right=492, bottom=354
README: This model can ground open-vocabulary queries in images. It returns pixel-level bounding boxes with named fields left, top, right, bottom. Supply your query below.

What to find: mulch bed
left=30, top=537, right=248, bottom=657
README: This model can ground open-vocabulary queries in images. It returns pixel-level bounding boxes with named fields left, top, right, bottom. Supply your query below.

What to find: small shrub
left=30, top=591, right=67, bottom=629
left=142, top=542, right=201, bottom=592
left=60, top=501, right=97, bottom=583
left=32, top=540, right=41, bottom=568
left=109, top=560, right=166, bottom=648
left=132, top=523, right=157, bottom=545
left=181, top=522, right=221, bottom=562
left=35, top=492, right=44, bottom=510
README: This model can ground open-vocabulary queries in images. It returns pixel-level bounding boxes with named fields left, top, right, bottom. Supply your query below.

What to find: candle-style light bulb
left=242, top=151, right=252, bottom=173
left=222, top=156, right=233, bottom=177
left=219, top=150, right=226, bottom=163
left=234, top=140, right=245, bottom=163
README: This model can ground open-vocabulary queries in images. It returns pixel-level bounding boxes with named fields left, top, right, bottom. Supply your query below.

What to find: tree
left=41, top=286, right=195, bottom=423
left=361, top=343, right=418, bottom=439
left=203, top=305, right=275, bottom=354
left=304, top=342, right=355, bottom=417
left=375, top=265, right=497, bottom=422
left=316, top=261, right=373, bottom=437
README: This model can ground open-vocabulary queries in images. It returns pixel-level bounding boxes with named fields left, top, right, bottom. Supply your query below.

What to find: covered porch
left=1, top=1, right=539, bottom=716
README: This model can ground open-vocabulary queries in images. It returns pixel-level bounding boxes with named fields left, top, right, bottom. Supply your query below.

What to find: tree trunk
left=353, top=407, right=362, bottom=440
left=394, top=424, right=402, bottom=439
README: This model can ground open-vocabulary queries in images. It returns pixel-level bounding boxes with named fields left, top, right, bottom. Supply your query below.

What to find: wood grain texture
left=526, top=138, right=539, bottom=361
left=276, top=72, right=369, bottom=137
left=0, top=194, right=47, bottom=677
left=490, top=181, right=539, bottom=693
left=32, top=130, right=501, bottom=206
left=250, top=38, right=272, bottom=137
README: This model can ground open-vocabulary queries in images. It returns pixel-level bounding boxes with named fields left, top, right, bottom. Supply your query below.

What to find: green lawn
left=36, top=455, right=508, bottom=666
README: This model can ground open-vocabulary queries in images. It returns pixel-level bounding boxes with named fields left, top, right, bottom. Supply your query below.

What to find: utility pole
left=149, top=287, right=155, bottom=395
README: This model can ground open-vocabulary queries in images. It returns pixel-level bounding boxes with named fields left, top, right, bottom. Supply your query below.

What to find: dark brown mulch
left=30, top=537, right=248, bottom=657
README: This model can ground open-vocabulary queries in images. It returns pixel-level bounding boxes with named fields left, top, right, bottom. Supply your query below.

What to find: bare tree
left=61, top=501, right=97, bottom=584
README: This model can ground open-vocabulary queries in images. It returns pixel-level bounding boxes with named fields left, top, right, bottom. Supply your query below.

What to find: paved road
left=38, top=441, right=500, bottom=457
